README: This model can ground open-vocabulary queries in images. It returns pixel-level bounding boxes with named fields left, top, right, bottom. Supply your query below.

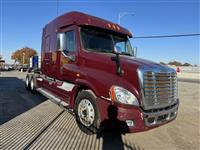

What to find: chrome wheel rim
left=78, top=99, right=95, bottom=127
left=31, top=79, right=34, bottom=90
left=26, top=77, right=29, bottom=87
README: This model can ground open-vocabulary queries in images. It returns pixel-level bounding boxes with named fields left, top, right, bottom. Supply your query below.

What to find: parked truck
left=26, top=11, right=179, bottom=133
left=29, top=56, right=39, bottom=69
left=29, top=55, right=41, bottom=72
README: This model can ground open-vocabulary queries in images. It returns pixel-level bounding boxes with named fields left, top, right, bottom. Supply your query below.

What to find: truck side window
left=57, top=30, right=76, bottom=52
left=114, top=36, right=133, bottom=56
left=115, top=41, right=125, bottom=53
left=66, top=30, right=75, bottom=51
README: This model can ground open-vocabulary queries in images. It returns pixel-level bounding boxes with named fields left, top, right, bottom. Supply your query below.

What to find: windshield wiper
left=97, top=49, right=113, bottom=53
left=120, top=52, right=132, bottom=56
left=86, top=48, right=112, bottom=53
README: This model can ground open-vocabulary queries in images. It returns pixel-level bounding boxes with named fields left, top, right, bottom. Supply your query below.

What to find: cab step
left=37, top=88, right=69, bottom=108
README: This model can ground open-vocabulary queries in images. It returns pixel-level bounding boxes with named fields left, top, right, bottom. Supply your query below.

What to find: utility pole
left=22, top=52, right=25, bottom=66
left=118, top=12, right=134, bottom=25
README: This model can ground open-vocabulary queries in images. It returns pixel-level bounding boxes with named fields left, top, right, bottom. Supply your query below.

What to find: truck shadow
left=97, top=105, right=130, bottom=150
left=75, top=105, right=140, bottom=150
left=0, top=77, right=47, bottom=125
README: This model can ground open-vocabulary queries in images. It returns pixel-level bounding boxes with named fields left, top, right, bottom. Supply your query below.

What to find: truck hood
left=123, top=56, right=158, bottom=67
left=120, top=56, right=174, bottom=72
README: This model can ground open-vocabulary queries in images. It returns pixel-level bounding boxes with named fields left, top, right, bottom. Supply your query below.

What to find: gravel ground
left=126, top=81, right=200, bottom=150
left=177, top=72, right=200, bottom=80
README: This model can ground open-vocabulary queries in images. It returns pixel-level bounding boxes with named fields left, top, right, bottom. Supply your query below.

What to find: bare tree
left=11, top=47, right=37, bottom=64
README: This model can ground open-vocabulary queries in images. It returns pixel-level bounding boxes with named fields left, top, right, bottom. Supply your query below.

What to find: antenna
left=56, top=0, right=59, bottom=17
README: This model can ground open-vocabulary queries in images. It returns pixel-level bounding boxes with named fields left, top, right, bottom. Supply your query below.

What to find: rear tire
left=30, top=77, right=37, bottom=94
left=75, top=90, right=100, bottom=134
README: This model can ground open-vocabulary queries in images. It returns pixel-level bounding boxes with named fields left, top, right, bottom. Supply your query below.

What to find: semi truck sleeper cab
left=26, top=11, right=179, bottom=133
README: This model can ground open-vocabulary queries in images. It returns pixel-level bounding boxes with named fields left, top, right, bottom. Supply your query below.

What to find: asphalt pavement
left=0, top=71, right=47, bottom=125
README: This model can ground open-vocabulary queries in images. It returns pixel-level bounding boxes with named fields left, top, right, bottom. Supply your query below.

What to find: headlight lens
left=110, top=86, right=139, bottom=106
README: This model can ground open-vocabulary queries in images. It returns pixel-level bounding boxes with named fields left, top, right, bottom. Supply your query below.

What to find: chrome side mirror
left=133, top=47, right=137, bottom=57
left=58, top=33, right=66, bottom=51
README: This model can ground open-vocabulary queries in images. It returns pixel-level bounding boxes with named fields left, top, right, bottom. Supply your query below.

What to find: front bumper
left=97, top=97, right=179, bottom=133
left=143, top=102, right=178, bottom=127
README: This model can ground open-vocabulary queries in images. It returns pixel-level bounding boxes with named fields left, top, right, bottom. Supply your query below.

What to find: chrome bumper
left=143, top=101, right=179, bottom=126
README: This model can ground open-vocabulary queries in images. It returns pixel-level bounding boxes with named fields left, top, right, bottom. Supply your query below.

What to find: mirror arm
left=65, top=55, right=76, bottom=62
left=116, top=53, right=122, bottom=75
left=68, top=55, right=76, bottom=62
left=61, top=51, right=76, bottom=62
left=111, top=53, right=123, bottom=76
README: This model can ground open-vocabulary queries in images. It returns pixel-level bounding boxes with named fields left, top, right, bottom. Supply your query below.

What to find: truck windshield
left=81, top=28, right=133, bottom=56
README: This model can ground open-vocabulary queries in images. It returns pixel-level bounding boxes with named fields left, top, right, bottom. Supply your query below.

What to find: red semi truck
left=26, top=11, right=179, bottom=133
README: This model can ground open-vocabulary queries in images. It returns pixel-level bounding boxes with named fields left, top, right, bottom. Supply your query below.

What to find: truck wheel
left=75, top=90, right=100, bottom=134
left=25, top=76, right=30, bottom=90
left=30, top=77, right=37, bottom=94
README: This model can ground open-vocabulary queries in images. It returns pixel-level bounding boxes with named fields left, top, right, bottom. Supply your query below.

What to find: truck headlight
left=110, top=86, right=139, bottom=106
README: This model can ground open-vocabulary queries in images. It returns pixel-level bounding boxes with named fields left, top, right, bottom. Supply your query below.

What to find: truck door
left=43, top=35, right=53, bottom=77
left=57, top=26, right=79, bottom=83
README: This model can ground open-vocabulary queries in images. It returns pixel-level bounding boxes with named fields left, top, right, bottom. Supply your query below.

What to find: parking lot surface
left=0, top=71, right=199, bottom=150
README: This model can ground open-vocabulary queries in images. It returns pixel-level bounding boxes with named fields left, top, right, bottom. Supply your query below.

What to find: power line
left=133, top=33, right=200, bottom=39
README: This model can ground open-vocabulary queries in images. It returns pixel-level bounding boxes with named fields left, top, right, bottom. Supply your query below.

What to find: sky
left=0, top=0, right=199, bottom=65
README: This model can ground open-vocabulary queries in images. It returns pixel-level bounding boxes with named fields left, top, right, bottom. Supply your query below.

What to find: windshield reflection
left=81, top=27, right=133, bottom=56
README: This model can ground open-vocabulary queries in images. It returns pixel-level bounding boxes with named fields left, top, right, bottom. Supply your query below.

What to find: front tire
left=75, top=90, right=100, bottom=134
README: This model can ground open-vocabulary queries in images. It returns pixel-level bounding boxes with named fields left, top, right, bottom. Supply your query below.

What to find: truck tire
left=30, top=77, right=37, bottom=94
left=25, top=75, right=30, bottom=90
left=75, top=90, right=100, bottom=134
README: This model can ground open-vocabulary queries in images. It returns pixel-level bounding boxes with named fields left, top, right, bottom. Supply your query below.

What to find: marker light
left=108, top=24, right=111, bottom=28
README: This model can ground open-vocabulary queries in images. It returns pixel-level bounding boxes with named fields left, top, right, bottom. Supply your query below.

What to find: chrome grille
left=142, top=71, right=177, bottom=110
